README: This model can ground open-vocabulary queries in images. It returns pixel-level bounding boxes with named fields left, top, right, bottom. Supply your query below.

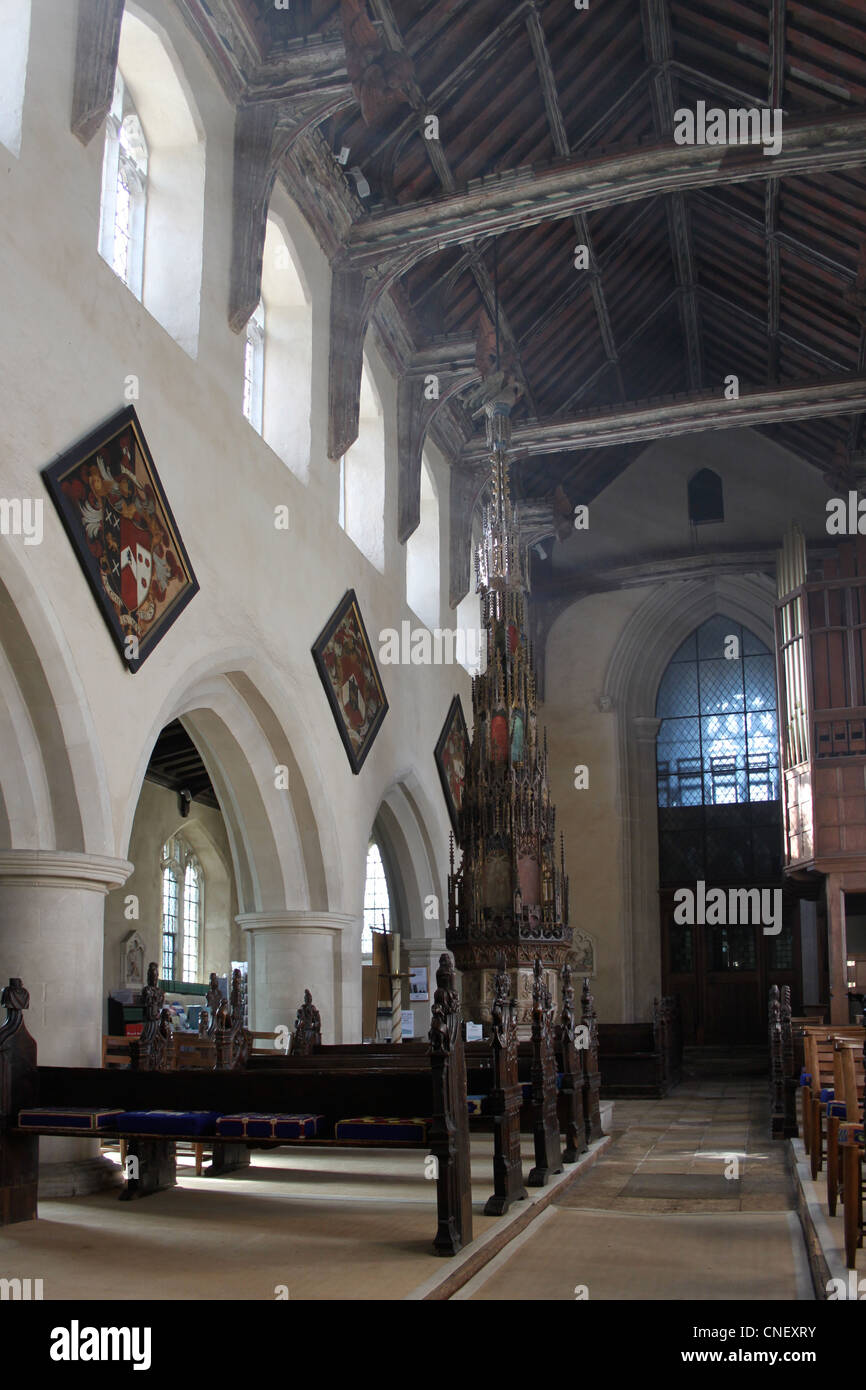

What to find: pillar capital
left=0, top=850, right=133, bottom=894
left=236, top=910, right=357, bottom=935
left=632, top=716, right=662, bottom=741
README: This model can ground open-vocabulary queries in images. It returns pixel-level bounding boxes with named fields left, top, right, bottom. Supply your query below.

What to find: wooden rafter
left=525, top=2, right=626, bottom=399
left=766, top=0, right=787, bottom=381
left=640, top=0, right=703, bottom=391
left=367, top=0, right=538, bottom=416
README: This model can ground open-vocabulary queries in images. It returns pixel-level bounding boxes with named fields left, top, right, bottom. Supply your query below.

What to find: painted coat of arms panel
left=42, top=407, right=198, bottom=672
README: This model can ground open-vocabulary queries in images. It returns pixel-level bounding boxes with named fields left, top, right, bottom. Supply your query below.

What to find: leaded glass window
left=656, top=617, right=779, bottom=808
left=161, top=836, right=203, bottom=983
left=99, top=70, right=148, bottom=299
left=362, top=842, right=390, bottom=956
left=161, top=862, right=178, bottom=980
left=242, top=300, right=265, bottom=432
left=656, top=617, right=782, bottom=885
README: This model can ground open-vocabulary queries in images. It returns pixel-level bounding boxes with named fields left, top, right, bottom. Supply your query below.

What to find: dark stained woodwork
left=71, top=0, right=125, bottom=146
left=581, top=977, right=603, bottom=1143
left=528, top=958, right=563, bottom=1187
left=428, top=953, right=473, bottom=1255
left=0, top=981, right=37, bottom=1225
left=482, top=953, right=527, bottom=1216
left=291, top=987, right=323, bottom=1056
left=557, top=963, right=587, bottom=1164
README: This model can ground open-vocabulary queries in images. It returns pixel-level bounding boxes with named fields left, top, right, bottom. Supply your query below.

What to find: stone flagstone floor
left=455, top=1078, right=815, bottom=1300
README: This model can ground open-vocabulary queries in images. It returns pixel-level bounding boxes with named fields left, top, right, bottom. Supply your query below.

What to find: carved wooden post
left=581, top=977, right=602, bottom=1143
left=528, top=958, right=562, bottom=1186
left=429, top=953, right=472, bottom=1255
left=780, top=984, right=797, bottom=1137
left=71, top=0, right=125, bottom=145
left=130, top=961, right=165, bottom=1072
left=0, top=979, right=38, bottom=1224
left=214, top=998, right=233, bottom=1071
left=483, top=953, right=526, bottom=1215
left=768, top=984, right=785, bottom=1139
left=290, top=988, right=322, bottom=1058
left=397, top=343, right=479, bottom=544
left=557, top=963, right=587, bottom=1163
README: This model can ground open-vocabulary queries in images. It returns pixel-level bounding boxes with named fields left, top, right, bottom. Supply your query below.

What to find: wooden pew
left=802, top=1026, right=864, bottom=1178
left=597, top=996, right=682, bottom=1100
left=826, top=1039, right=864, bottom=1218
left=0, top=956, right=473, bottom=1258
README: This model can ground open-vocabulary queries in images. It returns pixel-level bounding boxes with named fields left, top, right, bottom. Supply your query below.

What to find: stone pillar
left=403, top=936, right=445, bottom=1038
left=630, top=715, right=663, bottom=1021
left=826, top=875, right=850, bottom=1026
left=0, top=849, right=132, bottom=1194
left=238, top=911, right=356, bottom=1044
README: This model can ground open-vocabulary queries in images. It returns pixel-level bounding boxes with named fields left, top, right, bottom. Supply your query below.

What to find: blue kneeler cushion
left=18, top=1108, right=123, bottom=1132
left=116, top=1110, right=222, bottom=1137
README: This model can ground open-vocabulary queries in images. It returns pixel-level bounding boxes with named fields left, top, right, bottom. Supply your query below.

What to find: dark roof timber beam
left=699, top=287, right=847, bottom=374
left=766, top=0, right=787, bottom=381
left=71, top=0, right=125, bottom=145
left=229, top=90, right=354, bottom=334
left=398, top=338, right=479, bottom=544
left=449, top=465, right=488, bottom=609
left=461, top=374, right=866, bottom=460
left=329, top=113, right=866, bottom=458
left=640, top=0, right=702, bottom=391
left=329, top=0, right=535, bottom=458
left=367, top=0, right=537, bottom=418
left=526, top=3, right=626, bottom=398
left=692, top=191, right=855, bottom=282
left=343, top=113, right=866, bottom=267
left=364, top=1, right=536, bottom=167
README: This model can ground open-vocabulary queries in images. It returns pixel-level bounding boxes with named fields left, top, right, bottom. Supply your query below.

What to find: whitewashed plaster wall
left=0, top=0, right=469, bottom=1044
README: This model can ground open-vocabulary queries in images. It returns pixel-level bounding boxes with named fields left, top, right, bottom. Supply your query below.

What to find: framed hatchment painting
left=312, top=589, right=388, bottom=774
left=435, top=694, right=469, bottom=834
left=42, top=406, right=198, bottom=673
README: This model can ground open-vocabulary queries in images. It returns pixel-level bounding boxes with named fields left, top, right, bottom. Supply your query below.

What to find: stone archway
left=363, top=774, right=447, bottom=1036
left=121, top=653, right=350, bottom=1040
left=601, top=574, right=777, bottom=1021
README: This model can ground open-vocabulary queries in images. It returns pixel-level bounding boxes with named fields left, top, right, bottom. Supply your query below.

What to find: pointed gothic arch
left=599, top=574, right=777, bottom=1021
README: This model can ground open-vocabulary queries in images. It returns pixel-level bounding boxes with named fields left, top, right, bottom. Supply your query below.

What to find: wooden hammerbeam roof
left=74, top=0, right=866, bottom=605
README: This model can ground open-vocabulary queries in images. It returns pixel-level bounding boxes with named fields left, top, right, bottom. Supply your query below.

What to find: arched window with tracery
left=98, top=8, right=205, bottom=357
left=161, top=836, right=203, bottom=983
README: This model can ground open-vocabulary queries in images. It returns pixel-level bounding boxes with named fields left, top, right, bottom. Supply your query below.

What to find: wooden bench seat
left=598, top=998, right=682, bottom=1099
left=0, top=958, right=473, bottom=1257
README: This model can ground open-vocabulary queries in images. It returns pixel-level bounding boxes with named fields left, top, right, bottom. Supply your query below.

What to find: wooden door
left=661, top=889, right=799, bottom=1045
